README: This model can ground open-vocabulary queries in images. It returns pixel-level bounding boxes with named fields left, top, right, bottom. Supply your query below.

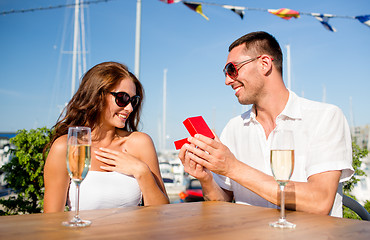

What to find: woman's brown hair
left=45, top=62, right=144, bottom=150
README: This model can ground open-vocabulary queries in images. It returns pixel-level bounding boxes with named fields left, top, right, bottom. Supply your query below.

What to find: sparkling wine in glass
left=62, top=126, right=92, bottom=227
left=269, top=129, right=296, bottom=229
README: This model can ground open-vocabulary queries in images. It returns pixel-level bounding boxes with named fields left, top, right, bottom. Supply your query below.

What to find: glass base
left=62, top=216, right=91, bottom=227
left=269, top=219, right=296, bottom=229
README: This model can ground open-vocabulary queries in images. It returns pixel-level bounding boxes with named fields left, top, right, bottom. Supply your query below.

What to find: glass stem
left=75, top=182, right=81, bottom=220
left=280, top=184, right=286, bottom=221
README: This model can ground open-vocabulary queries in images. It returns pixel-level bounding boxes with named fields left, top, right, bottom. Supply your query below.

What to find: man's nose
left=225, top=75, right=235, bottom=86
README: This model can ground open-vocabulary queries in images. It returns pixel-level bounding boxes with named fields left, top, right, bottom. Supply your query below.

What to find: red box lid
left=183, top=116, right=214, bottom=139
left=174, top=138, right=189, bottom=150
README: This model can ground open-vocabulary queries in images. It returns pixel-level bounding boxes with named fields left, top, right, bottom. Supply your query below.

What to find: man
left=178, top=31, right=353, bottom=217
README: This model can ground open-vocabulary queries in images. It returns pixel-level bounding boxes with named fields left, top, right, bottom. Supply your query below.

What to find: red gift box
left=183, top=116, right=214, bottom=139
left=174, top=116, right=214, bottom=150
left=174, top=138, right=189, bottom=150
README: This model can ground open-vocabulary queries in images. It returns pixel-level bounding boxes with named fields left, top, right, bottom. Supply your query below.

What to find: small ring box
left=174, top=138, right=189, bottom=150
left=174, top=116, right=214, bottom=150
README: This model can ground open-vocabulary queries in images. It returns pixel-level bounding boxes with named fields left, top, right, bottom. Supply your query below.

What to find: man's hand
left=178, top=143, right=213, bottom=182
left=178, top=135, right=234, bottom=202
left=183, top=133, right=239, bottom=178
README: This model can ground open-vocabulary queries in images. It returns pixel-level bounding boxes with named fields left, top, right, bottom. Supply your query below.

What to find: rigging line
left=0, top=0, right=116, bottom=16
left=48, top=5, right=71, bottom=124
left=183, top=1, right=358, bottom=19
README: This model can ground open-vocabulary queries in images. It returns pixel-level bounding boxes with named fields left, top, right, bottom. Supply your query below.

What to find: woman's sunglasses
left=110, top=92, right=140, bottom=109
left=223, top=56, right=262, bottom=80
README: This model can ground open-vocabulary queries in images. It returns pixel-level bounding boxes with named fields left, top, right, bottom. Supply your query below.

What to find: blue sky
left=1, top=0, right=369, bottom=150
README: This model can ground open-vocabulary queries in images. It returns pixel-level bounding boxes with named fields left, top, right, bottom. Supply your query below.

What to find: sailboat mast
left=70, top=0, right=87, bottom=97
left=286, top=44, right=291, bottom=90
left=349, top=96, right=355, bottom=132
left=71, top=0, right=80, bottom=98
left=80, top=0, right=87, bottom=74
left=162, top=69, right=167, bottom=151
left=134, top=0, right=142, bottom=79
left=322, top=85, right=326, bottom=103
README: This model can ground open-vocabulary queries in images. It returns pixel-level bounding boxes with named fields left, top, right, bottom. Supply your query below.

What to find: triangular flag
left=183, top=2, right=209, bottom=20
left=312, top=13, right=337, bottom=32
left=232, top=9, right=244, bottom=20
left=222, top=5, right=245, bottom=20
left=268, top=8, right=300, bottom=20
left=159, top=0, right=181, bottom=4
left=356, top=15, right=370, bottom=28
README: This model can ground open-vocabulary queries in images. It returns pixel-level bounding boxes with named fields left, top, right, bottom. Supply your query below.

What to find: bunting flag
left=183, top=2, right=209, bottom=20
left=356, top=15, right=370, bottom=27
left=312, top=14, right=337, bottom=32
left=222, top=5, right=245, bottom=20
left=156, top=0, right=369, bottom=32
left=160, top=0, right=182, bottom=4
left=268, top=8, right=300, bottom=20
left=2, top=0, right=368, bottom=31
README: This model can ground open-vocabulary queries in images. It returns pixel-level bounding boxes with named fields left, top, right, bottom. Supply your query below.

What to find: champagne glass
left=62, top=127, right=92, bottom=227
left=269, top=129, right=296, bottom=229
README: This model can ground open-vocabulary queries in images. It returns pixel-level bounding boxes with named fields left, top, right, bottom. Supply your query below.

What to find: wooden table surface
left=0, top=201, right=369, bottom=240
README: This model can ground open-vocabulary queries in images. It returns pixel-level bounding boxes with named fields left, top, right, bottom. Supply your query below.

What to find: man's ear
left=260, top=55, right=273, bottom=75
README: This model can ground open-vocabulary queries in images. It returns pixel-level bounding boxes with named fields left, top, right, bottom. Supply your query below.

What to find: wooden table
left=0, top=201, right=369, bottom=240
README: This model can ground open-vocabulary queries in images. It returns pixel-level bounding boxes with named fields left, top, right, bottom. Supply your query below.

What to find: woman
left=43, top=62, right=169, bottom=213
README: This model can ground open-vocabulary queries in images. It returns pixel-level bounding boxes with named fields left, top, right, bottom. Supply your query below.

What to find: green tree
left=364, top=200, right=370, bottom=213
left=342, top=142, right=369, bottom=220
left=0, top=127, right=51, bottom=215
left=343, top=142, right=367, bottom=193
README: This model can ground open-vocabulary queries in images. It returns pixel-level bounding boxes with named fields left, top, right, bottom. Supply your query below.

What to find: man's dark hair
left=229, top=31, right=283, bottom=75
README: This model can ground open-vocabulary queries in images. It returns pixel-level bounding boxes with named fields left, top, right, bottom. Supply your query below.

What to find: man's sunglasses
left=110, top=92, right=140, bottom=109
left=223, top=56, right=262, bottom=80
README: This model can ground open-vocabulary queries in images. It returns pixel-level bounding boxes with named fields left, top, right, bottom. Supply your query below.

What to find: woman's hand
left=94, top=147, right=149, bottom=178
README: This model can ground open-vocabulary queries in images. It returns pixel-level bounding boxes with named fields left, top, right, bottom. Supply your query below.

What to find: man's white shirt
left=214, top=90, right=354, bottom=217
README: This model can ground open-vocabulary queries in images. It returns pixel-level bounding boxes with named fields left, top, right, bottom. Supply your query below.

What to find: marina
left=0, top=133, right=15, bottom=190
left=158, top=150, right=188, bottom=203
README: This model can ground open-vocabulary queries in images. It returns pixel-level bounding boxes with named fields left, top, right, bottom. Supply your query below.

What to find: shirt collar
left=242, top=90, right=302, bottom=124
left=242, top=105, right=257, bottom=124
left=279, top=90, right=302, bottom=120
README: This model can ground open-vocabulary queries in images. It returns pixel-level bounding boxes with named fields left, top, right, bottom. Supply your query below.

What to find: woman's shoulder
left=126, top=131, right=154, bottom=146
left=45, top=135, right=68, bottom=167
left=114, top=129, right=155, bottom=151
left=49, top=135, right=68, bottom=153
left=126, top=132, right=157, bottom=163
left=115, top=128, right=151, bottom=141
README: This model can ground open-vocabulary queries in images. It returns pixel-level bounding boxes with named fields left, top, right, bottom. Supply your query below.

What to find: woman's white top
left=69, top=171, right=142, bottom=211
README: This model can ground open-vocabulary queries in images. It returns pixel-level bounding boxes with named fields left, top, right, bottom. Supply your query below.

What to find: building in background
left=0, top=132, right=16, bottom=195
left=352, top=125, right=370, bottom=151
left=350, top=125, right=370, bottom=204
